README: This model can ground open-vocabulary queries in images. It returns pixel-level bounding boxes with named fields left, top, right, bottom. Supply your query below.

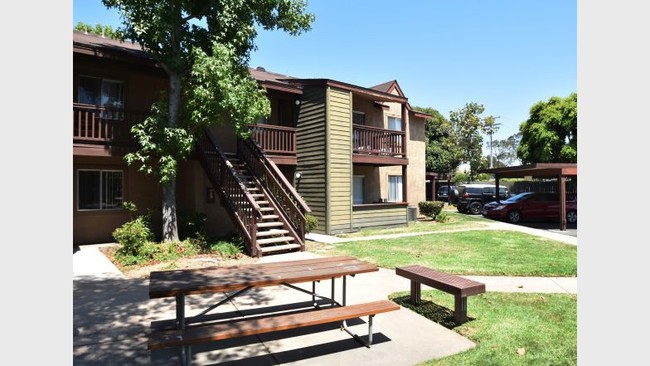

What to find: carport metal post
left=557, top=175, right=566, bottom=231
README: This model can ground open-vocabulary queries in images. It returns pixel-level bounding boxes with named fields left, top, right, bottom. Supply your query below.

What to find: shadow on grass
left=390, top=294, right=475, bottom=330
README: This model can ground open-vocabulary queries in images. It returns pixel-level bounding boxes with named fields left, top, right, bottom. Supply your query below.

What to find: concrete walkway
left=73, top=223, right=577, bottom=365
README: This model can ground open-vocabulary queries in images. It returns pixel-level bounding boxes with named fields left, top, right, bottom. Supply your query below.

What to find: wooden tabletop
left=149, top=255, right=378, bottom=299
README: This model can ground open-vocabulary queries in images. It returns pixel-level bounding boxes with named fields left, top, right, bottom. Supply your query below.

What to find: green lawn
left=392, top=290, right=577, bottom=366
left=335, top=212, right=490, bottom=238
left=307, top=214, right=577, bottom=365
left=308, top=230, right=576, bottom=276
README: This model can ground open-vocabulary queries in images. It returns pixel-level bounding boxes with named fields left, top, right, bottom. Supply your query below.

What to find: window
left=388, top=175, right=403, bottom=202
left=388, top=117, right=402, bottom=131
left=353, top=176, right=365, bottom=204
left=353, top=111, right=366, bottom=125
left=78, top=170, right=124, bottom=210
left=78, top=76, right=124, bottom=120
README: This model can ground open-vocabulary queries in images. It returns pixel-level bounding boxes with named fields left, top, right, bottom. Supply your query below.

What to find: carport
left=478, top=163, right=577, bottom=231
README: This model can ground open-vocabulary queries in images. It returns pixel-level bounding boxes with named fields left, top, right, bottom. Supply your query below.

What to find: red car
left=481, top=192, right=577, bottom=224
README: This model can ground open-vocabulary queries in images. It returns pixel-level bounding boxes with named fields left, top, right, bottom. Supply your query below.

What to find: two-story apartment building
left=73, top=30, right=428, bottom=256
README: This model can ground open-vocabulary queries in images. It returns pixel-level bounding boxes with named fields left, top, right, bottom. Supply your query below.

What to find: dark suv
left=456, top=184, right=509, bottom=215
left=436, top=185, right=457, bottom=203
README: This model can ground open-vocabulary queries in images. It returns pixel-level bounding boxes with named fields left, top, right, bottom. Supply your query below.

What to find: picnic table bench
left=148, top=256, right=400, bottom=365
left=395, top=265, right=485, bottom=324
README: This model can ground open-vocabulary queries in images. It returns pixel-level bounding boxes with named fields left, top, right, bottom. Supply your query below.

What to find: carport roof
left=478, top=163, right=577, bottom=178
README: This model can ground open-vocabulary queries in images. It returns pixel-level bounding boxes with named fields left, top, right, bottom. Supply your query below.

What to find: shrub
left=305, top=214, right=319, bottom=233
left=435, top=212, right=450, bottom=223
left=113, top=215, right=154, bottom=257
left=211, top=240, right=244, bottom=258
left=178, top=211, right=208, bottom=242
left=418, top=201, right=444, bottom=220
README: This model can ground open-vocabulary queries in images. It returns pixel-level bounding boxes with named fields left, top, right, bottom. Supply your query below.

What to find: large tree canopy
left=413, top=106, right=462, bottom=178
left=517, top=92, right=577, bottom=164
left=449, top=102, right=496, bottom=180
left=488, top=132, right=522, bottom=167
left=103, top=0, right=314, bottom=242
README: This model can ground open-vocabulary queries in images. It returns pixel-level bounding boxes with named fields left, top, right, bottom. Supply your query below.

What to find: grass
left=308, top=230, right=576, bottom=276
left=308, top=211, right=577, bottom=365
left=336, top=211, right=489, bottom=238
left=391, top=290, right=577, bottom=366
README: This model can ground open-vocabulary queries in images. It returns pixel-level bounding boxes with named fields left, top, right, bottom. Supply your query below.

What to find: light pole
left=486, top=117, right=501, bottom=168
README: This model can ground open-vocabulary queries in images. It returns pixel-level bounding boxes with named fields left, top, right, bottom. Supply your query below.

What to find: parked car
left=456, top=184, right=509, bottom=215
left=481, top=192, right=577, bottom=224
left=436, top=185, right=457, bottom=203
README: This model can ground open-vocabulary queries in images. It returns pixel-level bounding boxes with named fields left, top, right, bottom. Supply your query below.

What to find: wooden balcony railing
left=73, top=103, right=148, bottom=145
left=248, top=123, right=406, bottom=159
left=248, top=124, right=296, bottom=155
left=353, top=124, right=405, bottom=157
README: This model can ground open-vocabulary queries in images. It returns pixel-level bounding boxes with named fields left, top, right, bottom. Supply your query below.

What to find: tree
left=103, top=0, right=314, bottom=242
left=75, top=21, right=124, bottom=39
left=413, top=106, right=462, bottom=179
left=486, top=132, right=522, bottom=167
left=449, top=102, right=497, bottom=180
left=517, top=93, right=577, bottom=164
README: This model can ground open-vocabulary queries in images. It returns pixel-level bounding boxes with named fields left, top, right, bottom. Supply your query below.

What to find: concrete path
left=73, top=223, right=577, bottom=365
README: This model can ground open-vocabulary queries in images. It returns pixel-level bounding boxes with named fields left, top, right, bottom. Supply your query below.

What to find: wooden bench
left=149, top=299, right=400, bottom=365
left=395, top=265, right=485, bottom=324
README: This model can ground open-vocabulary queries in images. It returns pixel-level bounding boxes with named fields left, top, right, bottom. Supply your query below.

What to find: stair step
left=250, top=194, right=265, bottom=198
left=256, top=200, right=269, bottom=205
left=261, top=215, right=279, bottom=220
left=257, top=222, right=283, bottom=228
left=260, top=243, right=302, bottom=254
left=257, top=229, right=290, bottom=237
left=257, top=236, right=295, bottom=245
left=259, top=207, right=274, bottom=212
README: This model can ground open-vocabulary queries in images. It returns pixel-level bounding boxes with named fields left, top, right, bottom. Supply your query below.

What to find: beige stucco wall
left=407, top=115, right=426, bottom=209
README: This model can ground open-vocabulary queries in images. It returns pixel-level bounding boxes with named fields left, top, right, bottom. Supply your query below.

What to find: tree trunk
left=162, top=178, right=179, bottom=242
left=161, top=71, right=182, bottom=242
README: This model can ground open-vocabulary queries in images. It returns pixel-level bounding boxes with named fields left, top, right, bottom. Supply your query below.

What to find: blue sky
left=73, top=0, right=576, bottom=143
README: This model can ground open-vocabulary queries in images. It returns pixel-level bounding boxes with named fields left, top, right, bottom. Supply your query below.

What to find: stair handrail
left=198, top=129, right=263, bottom=257
left=237, top=137, right=311, bottom=241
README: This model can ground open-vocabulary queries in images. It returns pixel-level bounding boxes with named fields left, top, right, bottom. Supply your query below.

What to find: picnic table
left=147, top=255, right=400, bottom=365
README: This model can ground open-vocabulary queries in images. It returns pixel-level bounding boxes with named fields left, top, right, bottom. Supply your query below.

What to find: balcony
left=249, top=123, right=407, bottom=166
left=352, top=124, right=407, bottom=165
left=73, top=104, right=147, bottom=156
left=248, top=123, right=297, bottom=165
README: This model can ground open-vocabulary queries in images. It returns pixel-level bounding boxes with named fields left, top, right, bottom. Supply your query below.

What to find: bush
left=178, top=211, right=208, bottom=242
left=435, top=212, right=450, bottom=223
left=418, top=201, right=445, bottom=220
left=210, top=240, right=244, bottom=258
left=305, top=214, right=319, bottom=233
left=112, top=216, right=154, bottom=257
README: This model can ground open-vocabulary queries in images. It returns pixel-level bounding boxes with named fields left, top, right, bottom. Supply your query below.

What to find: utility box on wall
left=407, top=206, right=418, bottom=222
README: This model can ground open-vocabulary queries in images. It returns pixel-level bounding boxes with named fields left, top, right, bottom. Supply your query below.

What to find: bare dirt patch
left=99, top=245, right=258, bottom=279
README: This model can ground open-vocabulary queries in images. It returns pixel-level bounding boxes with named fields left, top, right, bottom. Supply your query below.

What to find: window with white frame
left=353, top=176, right=365, bottom=204
left=77, top=169, right=124, bottom=210
left=388, top=175, right=403, bottom=202
left=78, top=76, right=124, bottom=120
left=387, top=116, right=402, bottom=131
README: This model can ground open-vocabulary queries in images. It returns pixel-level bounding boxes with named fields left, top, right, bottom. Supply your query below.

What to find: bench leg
left=341, top=314, right=375, bottom=348
left=410, top=281, right=421, bottom=304
left=178, top=345, right=192, bottom=366
left=454, top=295, right=468, bottom=324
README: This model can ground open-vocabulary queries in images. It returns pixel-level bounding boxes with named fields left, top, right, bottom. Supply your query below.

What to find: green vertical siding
left=296, top=86, right=328, bottom=233
left=326, top=88, right=352, bottom=234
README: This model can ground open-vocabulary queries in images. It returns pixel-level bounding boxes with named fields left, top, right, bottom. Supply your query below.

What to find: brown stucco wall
left=73, top=156, right=162, bottom=244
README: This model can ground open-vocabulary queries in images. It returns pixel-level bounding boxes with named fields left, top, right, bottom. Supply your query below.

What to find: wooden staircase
left=224, top=153, right=302, bottom=255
